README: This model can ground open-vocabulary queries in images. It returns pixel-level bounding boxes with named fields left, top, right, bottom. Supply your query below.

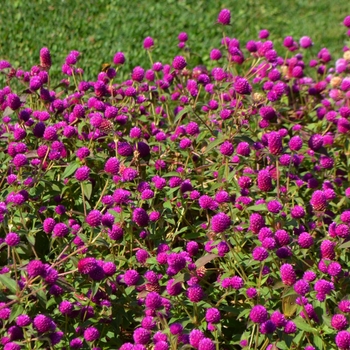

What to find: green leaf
left=163, top=201, right=172, bottom=210
left=247, top=204, right=267, bottom=211
left=174, top=106, right=191, bottom=123
left=9, top=303, right=24, bottom=323
left=293, top=317, right=316, bottom=333
left=82, top=182, right=92, bottom=200
left=203, top=136, right=224, bottom=155
left=0, top=274, right=18, bottom=294
left=195, top=253, right=219, bottom=268
left=339, top=240, right=350, bottom=249
left=313, top=334, right=323, bottom=350
left=62, top=162, right=80, bottom=178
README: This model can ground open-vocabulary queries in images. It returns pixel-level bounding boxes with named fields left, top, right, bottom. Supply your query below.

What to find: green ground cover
left=1, top=0, right=349, bottom=82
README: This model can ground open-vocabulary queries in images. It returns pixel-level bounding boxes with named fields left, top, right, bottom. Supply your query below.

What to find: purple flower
left=298, top=232, right=314, bottom=248
left=113, top=52, right=125, bottom=65
left=27, top=260, right=45, bottom=278
left=234, top=77, right=252, bottom=95
left=189, top=329, right=205, bottom=348
left=84, top=326, right=100, bottom=342
left=172, top=56, right=187, bottom=70
left=249, top=213, right=265, bottom=234
left=187, top=284, right=204, bottom=302
left=205, top=308, right=221, bottom=323
left=310, top=190, right=327, bottom=211
left=143, top=36, right=154, bottom=50
left=104, top=157, right=120, bottom=175
left=252, top=247, right=269, bottom=261
left=5, top=232, right=20, bottom=246
left=257, top=169, right=273, bottom=192
left=198, top=338, right=215, bottom=350
left=280, top=264, right=296, bottom=286
left=211, top=212, right=231, bottom=233
left=133, top=328, right=151, bottom=345
left=335, top=330, right=350, bottom=349
left=124, top=269, right=140, bottom=286
left=33, top=314, right=54, bottom=333
left=132, top=208, right=149, bottom=227
left=331, top=314, right=348, bottom=330
left=86, top=210, right=102, bottom=227
left=250, top=305, right=268, bottom=323
left=217, top=9, right=231, bottom=25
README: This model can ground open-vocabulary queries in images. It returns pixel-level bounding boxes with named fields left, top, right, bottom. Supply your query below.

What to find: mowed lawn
left=1, top=0, right=349, bottom=82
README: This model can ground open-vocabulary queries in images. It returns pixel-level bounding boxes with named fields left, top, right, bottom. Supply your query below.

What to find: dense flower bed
left=0, top=9, right=350, bottom=350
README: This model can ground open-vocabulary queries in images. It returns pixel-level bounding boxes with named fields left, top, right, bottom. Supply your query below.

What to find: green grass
left=1, top=0, right=349, bottom=82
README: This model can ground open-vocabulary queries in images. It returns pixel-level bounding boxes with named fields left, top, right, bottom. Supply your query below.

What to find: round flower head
left=205, top=308, right=220, bottom=323
left=84, top=326, right=100, bottom=342
left=104, top=157, right=120, bottom=175
left=16, top=314, right=31, bottom=327
left=234, top=77, right=252, bottom=95
left=78, top=257, right=97, bottom=274
left=280, top=264, right=296, bottom=286
left=113, top=52, right=125, bottom=65
left=310, top=190, right=327, bottom=211
left=268, top=131, right=283, bottom=155
left=172, top=56, right=187, bottom=70
left=267, top=200, right=282, bottom=214
left=33, top=314, right=54, bottom=333
left=335, top=330, right=350, bottom=349
left=249, top=213, right=265, bottom=234
left=187, top=284, right=204, bottom=302
left=320, top=240, right=336, bottom=259
left=86, top=210, right=102, bottom=227
left=252, top=247, right=269, bottom=261
left=250, top=305, right=268, bottom=323
left=143, top=36, right=154, bottom=50
left=331, top=314, right=348, bottom=331
left=217, top=9, right=231, bottom=25
left=298, top=232, right=314, bottom=249
left=257, top=169, right=273, bottom=192
left=124, top=269, right=140, bottom=286
left=211, top=212, right=231, bottom=233
left=133, top=327, right=151, bottom=345
left=75, top=166, right=90, bottom=182
left=220, top=141, right=234, bottom=156
left=198, top=338, right=215, bottom=350
left=291, top=205, right=305, bottom=219
left=5, top=232, right=20, bottom=246
left=271, top=311, right=286, bottom=328
left=132, top=208, right=149, bottom=227
left=189, top=329, right=205, bottom=348
left=27, top=260, right=45, bottom=278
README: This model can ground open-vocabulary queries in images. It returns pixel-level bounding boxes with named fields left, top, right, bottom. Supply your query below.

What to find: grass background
left=0, top=0, right=349, bottom=82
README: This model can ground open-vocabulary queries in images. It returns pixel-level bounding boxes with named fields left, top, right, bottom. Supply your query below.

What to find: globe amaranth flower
left=217, top=9, right=231, bottom=25
left=298, top=232, right=314, bottom=248
left=267, top=200, right=282, bottom=214
left=16, top=314, right=31, bottom=327
left=172, top=56, right=187, bottom=70
left=75, top=166, right=90, bottom=182
left=132, top=208, right=149, bottom=227
left=270, top=311, right=286, bottom=328
left=250, top=305, right=268, bottom=323
left=27, top=260, right=45, bottom=278
left=280, top=264, right=296, bottom=286
left=331, top=314, right=348, bottom=331
left=268, top=131, right=283, bottom=155
left=257, top=169, right=273, bottom=192
left=5, top=232, right=20, bottom=246
left=336, top=330, right=350, bottom=349
left=84, top=326, right=100, bottom=342
left=260, top=320, right=276, bottom=334
left=78, top=257, right=98, bottom=274
left=187, top=284, right=204, bottom=302
left=198, top=338, right=215, bottom=350
left=310, top=190, right=327, bottom=211
left=205, top=308, right=221, bottom=323
left=320, top=240, right=336, bottom=259
left=86, top=209, right=102, bottom=227
left=133, top=327, right=151, bottom=345
left=249, top=213, right=265, bottom=234
left=189, top=329, right=205, bottom=348
left=33, top=314, right=55, bottom=333
left=252, top=247, right=269, bottom=261
left=124, top=269, right=140, bottom=286
left=290, top=205, right=305, bottom=219
left=211, top=212, right=231, bottom=233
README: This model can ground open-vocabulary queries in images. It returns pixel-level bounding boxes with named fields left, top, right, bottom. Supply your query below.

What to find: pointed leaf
left=62, top=162, right=80, bottom=179
left=0, top=274, right=17, bottom=294
left=195, top=254, right=219, bottom=268
left=82, top=182, right=92, bottom=200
